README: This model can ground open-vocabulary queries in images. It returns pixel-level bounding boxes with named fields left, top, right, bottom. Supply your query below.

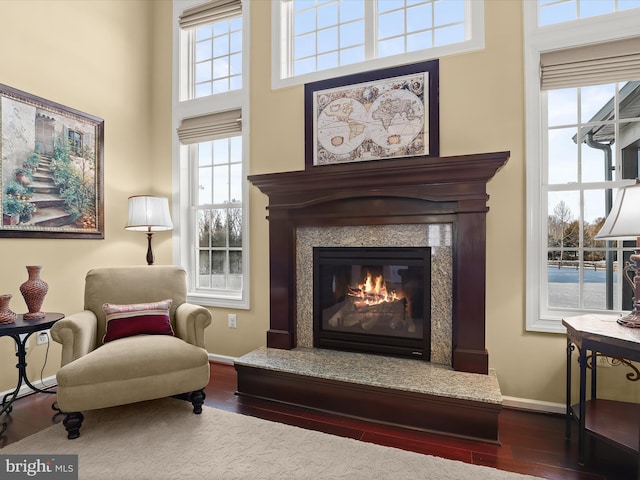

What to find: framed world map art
left=304, top=59, right=439, bottom=168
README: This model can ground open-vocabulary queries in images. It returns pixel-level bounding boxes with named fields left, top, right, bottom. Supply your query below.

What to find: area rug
left=2, top=398, right=542, bottom=480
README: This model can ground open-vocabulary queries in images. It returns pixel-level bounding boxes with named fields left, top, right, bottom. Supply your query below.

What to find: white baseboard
left=208, top=353, right=236, bottom=365
left=0, top=375, right=57, bottom=400
left=502, top=395, right=566, bottom=415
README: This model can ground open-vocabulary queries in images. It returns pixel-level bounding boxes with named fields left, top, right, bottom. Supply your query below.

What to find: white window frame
left=272, top=0, right=484, bottom=90
left=173, top=0, right=251, bottom=309
left=524, top=2, right=640, bottom=332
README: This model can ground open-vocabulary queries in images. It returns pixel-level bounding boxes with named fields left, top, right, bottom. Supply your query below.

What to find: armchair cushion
left=102, top=299, right=174, bottom=344
left=56, top=335, right=210, bottom=412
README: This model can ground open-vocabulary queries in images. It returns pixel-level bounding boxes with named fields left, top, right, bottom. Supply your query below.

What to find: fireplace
left=239, top=152, right=509, bottom=442
left=247, top=151, right=510, bottom=374
left=313, top=246, right=431, bottom=359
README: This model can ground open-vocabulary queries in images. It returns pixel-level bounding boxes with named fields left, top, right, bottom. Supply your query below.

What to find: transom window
left=178, top=0, right=243, bottom=101
left=273, top=0, right=482, bottom=88
left=193, top=16, right=242, bottom=97
left=538, top=0, right=640, bottom=27
left=377, top=0, right=465, bottom=57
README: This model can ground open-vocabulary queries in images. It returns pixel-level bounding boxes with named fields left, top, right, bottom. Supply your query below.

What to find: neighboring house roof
left=575, top=80, right=640, bottom=144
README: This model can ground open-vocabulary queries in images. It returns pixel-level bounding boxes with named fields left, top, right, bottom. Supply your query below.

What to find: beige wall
left=0, top=0, right=173, bottom=391
left=1, top=0, right=635, bottom=407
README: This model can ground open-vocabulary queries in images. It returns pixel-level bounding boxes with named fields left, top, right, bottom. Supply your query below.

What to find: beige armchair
left=51, top=266, right=212, bottom=439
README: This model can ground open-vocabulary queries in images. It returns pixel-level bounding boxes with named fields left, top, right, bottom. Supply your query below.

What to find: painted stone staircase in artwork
left=27, top=154, right=74, bottom=227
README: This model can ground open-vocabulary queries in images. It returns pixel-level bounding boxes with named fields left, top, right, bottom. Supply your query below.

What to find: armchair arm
left=50, top=310, right=98, bottom=367
left=175, top=303, right=212, bottom=348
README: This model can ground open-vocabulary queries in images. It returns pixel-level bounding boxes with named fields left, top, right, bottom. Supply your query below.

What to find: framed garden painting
left=0, top=83, right=104, bottom=239
left=304, top=59, right=439, bottom=168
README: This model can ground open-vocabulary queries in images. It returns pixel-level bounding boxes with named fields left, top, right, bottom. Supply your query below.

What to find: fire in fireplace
left=313, top=247, right=431, bottom=359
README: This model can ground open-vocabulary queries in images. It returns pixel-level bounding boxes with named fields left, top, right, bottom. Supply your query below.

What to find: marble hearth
left=235, top=347, right=502, bottom=443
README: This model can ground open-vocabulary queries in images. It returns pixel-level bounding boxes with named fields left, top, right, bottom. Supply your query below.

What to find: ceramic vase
left=0, top=294, right=17, bottom=324
left=20, top=265, right=48, bottom=320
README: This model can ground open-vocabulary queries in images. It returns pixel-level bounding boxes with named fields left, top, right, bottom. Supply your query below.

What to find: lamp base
left=617, top=310, right=640, bottom=328
left=146, top=232, right=154, bottom=266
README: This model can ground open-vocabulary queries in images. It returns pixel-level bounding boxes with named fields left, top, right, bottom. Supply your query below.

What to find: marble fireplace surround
left=248, top=151, right=510, bottom=375
left=295, top=224, right=453, bottom=365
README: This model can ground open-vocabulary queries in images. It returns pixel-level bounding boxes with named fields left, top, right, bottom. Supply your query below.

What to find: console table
left=0, top=312, right=64, bottom=436
left=563, top=314, right=640, bottom=476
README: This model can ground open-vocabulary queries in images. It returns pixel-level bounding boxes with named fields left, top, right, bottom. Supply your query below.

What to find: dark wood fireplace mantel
left=248, top=151, right=509, bottom=374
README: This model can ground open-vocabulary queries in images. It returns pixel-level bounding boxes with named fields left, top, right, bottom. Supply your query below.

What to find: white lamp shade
left=595, top=183, right=640, bottom=240
left=125, top=195, right=173, bottom=232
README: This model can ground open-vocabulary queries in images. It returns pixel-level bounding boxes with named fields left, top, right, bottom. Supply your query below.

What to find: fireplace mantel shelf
left=248, top=151, right=509, bottom=208
left=248, top=150, right=510, bottom=375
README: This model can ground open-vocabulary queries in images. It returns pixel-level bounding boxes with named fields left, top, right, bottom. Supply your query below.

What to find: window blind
left=179, top=0, right=242, bottom=30
left=177, top=109, right=242, bottom=144
left=540, top=37, right=640, bottom=90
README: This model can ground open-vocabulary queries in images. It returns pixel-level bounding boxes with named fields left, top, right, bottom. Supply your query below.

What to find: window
left=178, top=0, right=243, bottom=101
left=174, top=0, right=249, bottom=308
left=273, top=0, right=483, bottom=88
left=194, top=136, right=243, bottom=292
left=177, top=111, right=243, bottom=294
left=67, top=130, right=83, bottom=155
left=524, top=2, right=640, bottom=332
left=538, top=0, right=640, bottom=27
left=544, top=81, right=640, bottom=310
left=191, top=15, right=242, bottom=97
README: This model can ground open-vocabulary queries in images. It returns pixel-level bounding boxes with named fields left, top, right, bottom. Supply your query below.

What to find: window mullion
left=187, top=29, right=196, bottom=101
left=364, top=0, right=376, bottom=60
left=577, top=88, right=583, bottom=185
left=284, top=1, right=294, bottom=79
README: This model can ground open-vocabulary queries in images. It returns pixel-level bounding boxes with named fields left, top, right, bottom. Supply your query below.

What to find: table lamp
left=595, top=181, right=640, bottom=327
left=125, top=195, right=173, bottom=265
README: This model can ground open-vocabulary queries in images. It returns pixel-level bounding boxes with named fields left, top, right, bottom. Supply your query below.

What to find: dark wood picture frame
left=304, top=59, right=439, bottom=169
left=0, top=83, right=104, bottom=239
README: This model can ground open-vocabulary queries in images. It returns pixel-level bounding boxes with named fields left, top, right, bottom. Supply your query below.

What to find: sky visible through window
left=291, top=0, right=466, bottom=76
left=194, top=17, right=242, bottom=98
left=546, top=82, right=640, bottom=228
left=538, top=0, right=640, bottom=26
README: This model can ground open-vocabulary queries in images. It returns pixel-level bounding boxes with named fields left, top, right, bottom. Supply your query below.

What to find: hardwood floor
left=0, top=361, right=636, bottom=479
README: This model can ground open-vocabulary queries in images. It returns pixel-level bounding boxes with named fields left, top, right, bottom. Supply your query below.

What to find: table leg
left=14, top=333, right=56, bottom=395
left=0, top=335, right=27, bottom=435
left=578, top=346, right=588, bottom=466
left=566, top=339, right=574, bottom=440
left=0, top=333, right=56, bottom=436
left=590, top=351, right=597, bottom=400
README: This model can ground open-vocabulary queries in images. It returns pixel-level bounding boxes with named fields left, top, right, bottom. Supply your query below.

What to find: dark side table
left=0, top=312, right=64, bottom=436
left=563, top=314, right=640, bottom=479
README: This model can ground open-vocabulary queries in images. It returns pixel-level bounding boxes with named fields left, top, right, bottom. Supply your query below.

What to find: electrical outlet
left=228, top=313, right=237, bottom=328
left=36, top=331, right=49, bottom=346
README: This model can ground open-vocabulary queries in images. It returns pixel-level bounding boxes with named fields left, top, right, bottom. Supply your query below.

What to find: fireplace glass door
left=313, top=247, right=431, bottom=359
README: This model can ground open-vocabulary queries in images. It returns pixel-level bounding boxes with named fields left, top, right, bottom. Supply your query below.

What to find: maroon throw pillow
left=102, top=299, right=174, bottom=344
